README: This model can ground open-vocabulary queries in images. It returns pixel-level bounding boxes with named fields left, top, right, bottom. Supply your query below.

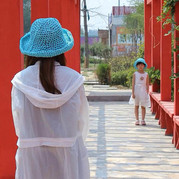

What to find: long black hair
left=25, top=54, right=66, bottom=94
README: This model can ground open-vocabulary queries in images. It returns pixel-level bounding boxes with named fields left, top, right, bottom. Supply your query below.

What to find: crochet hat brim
left=20, top=28, right=74, bottom=57
left=134, top=59, right=147, bottom=70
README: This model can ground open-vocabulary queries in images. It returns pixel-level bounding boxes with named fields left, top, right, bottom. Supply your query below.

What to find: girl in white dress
left=129, top=58, right=150, bottom=125
left=11, top=18, right=90, bottom=179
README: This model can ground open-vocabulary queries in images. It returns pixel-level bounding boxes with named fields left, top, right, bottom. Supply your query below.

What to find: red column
left=151, top=0, right=161, bottom=92
left=160, top=0, right=172, bottom=101
left=31, top=0, right=81, bottom=72
left=174, top=2, right=179, bottom=115
left=0, top=0, right=24, bottom=177
left=49, top=0, right=80, bottom=72
left=144, top=0, right=151, bottom=68
left=31, top=0, right=49, bottom=23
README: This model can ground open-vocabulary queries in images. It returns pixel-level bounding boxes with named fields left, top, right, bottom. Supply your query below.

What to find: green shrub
left=146, top=67, right=160, bottom=85
left=89, top=58, right=102, bottom=64
left=126, top=67, right=136, bottom=88
left=89, top=43, right=112, bottom=59
left=96, top=63, right=111, bottom=85
left=111, top=71, right=128, bottom=87
left=109, top=55, right=134, bottom=72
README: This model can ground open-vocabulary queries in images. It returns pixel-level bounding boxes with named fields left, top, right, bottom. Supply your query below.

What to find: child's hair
left=136, top=62, right=145, bottom=66
left=25, top=54, right=66, bottom=94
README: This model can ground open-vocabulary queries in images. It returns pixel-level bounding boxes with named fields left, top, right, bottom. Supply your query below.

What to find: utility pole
left=118, top=0, right=120, bottom=6
left=83, top=0, right=89, bottom=68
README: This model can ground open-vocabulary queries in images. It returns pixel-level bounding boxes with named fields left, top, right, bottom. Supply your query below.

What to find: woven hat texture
left=20, top=18, right=74, bottom=57
left=133, top=58, right=147, bottom=69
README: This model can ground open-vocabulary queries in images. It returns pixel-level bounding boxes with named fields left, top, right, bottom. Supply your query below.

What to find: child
left=129, top=58, right=150, bottom=125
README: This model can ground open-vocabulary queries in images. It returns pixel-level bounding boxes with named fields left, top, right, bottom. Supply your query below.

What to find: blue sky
left=81, top=0, right=130, bottom=30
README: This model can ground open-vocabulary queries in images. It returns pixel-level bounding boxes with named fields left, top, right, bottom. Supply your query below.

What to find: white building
left=109, top=6, right=143, bottom=56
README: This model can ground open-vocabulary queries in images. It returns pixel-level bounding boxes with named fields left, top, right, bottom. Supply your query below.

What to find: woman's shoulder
left=16, top=64, right=39, bottom=78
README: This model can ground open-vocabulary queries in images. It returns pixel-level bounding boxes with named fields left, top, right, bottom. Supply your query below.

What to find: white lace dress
left=129, top=71, right=151, bottom=107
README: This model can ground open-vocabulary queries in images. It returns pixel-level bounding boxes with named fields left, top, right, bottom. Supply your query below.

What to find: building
left=98, top=29, right=109, bottom=46
left=80, top=35, right=99, bottom=45
left=80, top=29, right=99, bottom=45
left=109, top=6, right=143, bottom=56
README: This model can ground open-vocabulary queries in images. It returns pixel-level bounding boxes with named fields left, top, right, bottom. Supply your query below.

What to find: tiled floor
left=86, top=102, right=179, bottom=179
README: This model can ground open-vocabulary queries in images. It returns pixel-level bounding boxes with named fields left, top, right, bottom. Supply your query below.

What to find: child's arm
left=132, top=73, right=135, bottom=98
left=146, top=74, right=149, bottom=94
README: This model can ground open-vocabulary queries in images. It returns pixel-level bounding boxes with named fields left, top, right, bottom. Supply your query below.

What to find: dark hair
left=25, top=54, right=66, bottom=94
left=136, top=62, right=145, bottom=66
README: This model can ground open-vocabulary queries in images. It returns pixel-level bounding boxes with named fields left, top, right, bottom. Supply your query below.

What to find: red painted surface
left=173, top=116, right=179, bottom=149
left=147, top=0, right=152, bottom=4
left=151, top=0, right=160, bottom=92
left=174, top=2, right=179, bottom=115
left=31, top=0, right=49, bottom=21
left=159, top=101, right=174, bottom=135
left=160, top=0, right=172, bottom=101
left=0, top=0, right=24, bottom=177
left=144, top=1, right=151, bottom=68
left=31, top=0, right=81, bottom=72
left=159, top=107, right=166, bottom=129
left=147, top=0, right=179, bottom=148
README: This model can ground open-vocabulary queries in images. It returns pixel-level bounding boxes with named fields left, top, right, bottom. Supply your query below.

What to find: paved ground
left=85, top=85, right=131, bottom=101
left=86, top=102, right=179, bottom=179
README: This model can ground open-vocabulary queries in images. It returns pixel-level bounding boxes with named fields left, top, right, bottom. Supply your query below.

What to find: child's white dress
left=129, top=71, right=151, bottom=107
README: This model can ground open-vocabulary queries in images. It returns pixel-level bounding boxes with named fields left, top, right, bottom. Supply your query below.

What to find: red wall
left=0, top=0, right=24, bottom=177
left=174, top=2, right=179, bottom=115
left=151, top=0, right=160, bottom=92
left=0, top=0, right=80, bottom=177
left=144, top=0, right=151, bottom=68
left=31, top=0, right=81, bottom=72
left=160, top=0, right=172, bottom=101
left=145, top=0, right=179, bottom=113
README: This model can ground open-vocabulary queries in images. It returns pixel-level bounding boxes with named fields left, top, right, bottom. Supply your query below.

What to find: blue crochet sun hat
left=20, top=18, right=74, bottom=57
left=133, top=58, right=147, bottom=70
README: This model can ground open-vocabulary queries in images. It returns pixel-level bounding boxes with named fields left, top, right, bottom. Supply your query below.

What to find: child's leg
left=141, top=106, right=146, bottom=121
left=141, top=106, right=146, bottom=125
left=135, top=105, right=139, bottom=121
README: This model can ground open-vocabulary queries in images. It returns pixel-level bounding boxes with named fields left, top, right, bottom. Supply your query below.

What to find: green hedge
left=111, top=71, right=129, bottom=87
left=96, top=64, right=111, bottom=85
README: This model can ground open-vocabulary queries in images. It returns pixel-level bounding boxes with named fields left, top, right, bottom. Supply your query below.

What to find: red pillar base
left=165, top=114, right=173, bottom=136
left=159, top=108, right=166, bottom=129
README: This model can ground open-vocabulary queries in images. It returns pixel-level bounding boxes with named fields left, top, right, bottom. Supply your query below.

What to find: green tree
left=124, top=0, right=144, bottom=51
left=89, top=43, right=112, bottom=60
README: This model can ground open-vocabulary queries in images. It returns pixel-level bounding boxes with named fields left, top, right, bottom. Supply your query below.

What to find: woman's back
left=12, top=62, right=90, bottom=179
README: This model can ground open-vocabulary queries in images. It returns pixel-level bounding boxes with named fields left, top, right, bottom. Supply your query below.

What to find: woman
left=11, top=18, right=90, bottom=179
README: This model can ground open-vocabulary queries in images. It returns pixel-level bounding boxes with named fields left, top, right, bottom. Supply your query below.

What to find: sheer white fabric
left=11, top=62, right=90, bottom=179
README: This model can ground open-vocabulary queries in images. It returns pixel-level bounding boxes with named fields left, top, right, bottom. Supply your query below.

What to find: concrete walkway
left=85, top=85, right=131, bottom=101
left=86, top=102, right=179, bottom=179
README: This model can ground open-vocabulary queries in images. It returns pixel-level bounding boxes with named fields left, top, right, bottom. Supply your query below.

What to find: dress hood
left=11, top=62, right=84, bottom=109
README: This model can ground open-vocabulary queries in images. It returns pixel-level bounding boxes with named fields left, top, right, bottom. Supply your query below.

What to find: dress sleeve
left=78, top=85, right=89, bottom=141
